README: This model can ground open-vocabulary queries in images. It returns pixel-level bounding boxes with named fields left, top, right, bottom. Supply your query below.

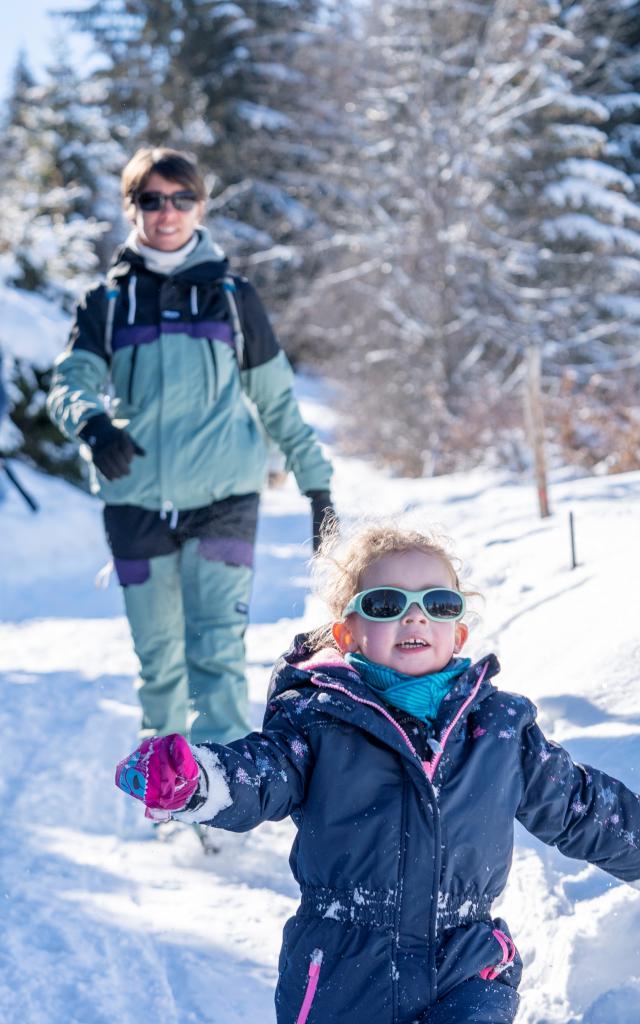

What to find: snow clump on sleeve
left=173, top=745, right=233, bottom=824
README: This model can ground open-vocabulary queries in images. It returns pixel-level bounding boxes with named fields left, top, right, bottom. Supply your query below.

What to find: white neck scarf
left=127, top=230, right=199, bottom=275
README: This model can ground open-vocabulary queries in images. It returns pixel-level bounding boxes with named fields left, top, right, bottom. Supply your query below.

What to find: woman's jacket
left=47, top=230, right=331, bottom=510
left=186, top=637, right=640, bottom=1023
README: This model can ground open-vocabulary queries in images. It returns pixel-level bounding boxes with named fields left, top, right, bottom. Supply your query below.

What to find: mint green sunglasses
left=343, top=586, right=465, bottom=622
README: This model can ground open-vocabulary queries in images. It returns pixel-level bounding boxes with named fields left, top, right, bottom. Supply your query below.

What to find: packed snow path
left=2, top=414, right=640, bottom=1022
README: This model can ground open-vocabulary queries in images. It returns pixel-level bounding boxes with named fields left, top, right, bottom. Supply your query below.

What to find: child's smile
left=396, top=637, right=431, bottom=651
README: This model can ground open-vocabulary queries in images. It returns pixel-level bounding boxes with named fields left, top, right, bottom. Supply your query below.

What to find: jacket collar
left=273, top=634, right=499, bottom=702
left=267, top=634, right=500, bottom=771
left=109, top=227, right=229, bottom=283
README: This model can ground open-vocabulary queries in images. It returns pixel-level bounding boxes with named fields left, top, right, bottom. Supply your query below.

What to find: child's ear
left=454, top=622, right=469, bottom=653
left=332, top=620, right=358, bottom=653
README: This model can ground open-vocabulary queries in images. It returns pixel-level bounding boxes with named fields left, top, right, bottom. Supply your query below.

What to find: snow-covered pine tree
left=505, top=0, right=640, bottom=473
left=0, top=45, right=123, bottom=483
left=542, top=0, right=640, bottom=471
left=1, top=40, right=119, bottom=307
left=283, top=0, right=521, bottom=475
left=310, top=0, right=640, bottom=475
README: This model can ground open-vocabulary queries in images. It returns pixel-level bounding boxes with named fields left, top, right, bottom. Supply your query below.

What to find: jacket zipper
left=127, top=346, right=139, bottom=404
left=307, top=671, right=487, bottom=1005
left=425, top=662, right=489, bottom=782
left=295, top=948, right=323, bottom=1024
left=308, top=677, right=439, bottom=1006
left=206, top=338, right=218, bottom=403
left=158, top=322, right=167, bottom=508
left=392, top=780, right=408, bottom=1020
left=310, top=679, right=422, bottom=761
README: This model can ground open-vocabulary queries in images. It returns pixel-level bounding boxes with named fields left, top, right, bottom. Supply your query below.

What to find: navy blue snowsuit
left=191, top=637, right=640, bottom=1023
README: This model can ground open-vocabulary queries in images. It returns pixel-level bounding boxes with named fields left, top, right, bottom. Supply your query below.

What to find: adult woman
left=48, top=147, right=333, bottom=746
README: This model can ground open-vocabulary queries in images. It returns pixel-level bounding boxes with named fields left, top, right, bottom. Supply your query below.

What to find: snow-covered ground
left=1, top=383, right=640, bottom=1023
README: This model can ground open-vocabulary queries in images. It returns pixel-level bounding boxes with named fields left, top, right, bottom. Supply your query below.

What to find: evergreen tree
left=527, top=0, right=640, bottom=472
left=0, top=46, right=124, bottom=483
left=1, top=42, right=121, bottom=307
left=309, top=0, right=640, bottom=475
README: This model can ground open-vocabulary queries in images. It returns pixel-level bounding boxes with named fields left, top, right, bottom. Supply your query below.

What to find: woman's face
left=132, top=172, right=205, bottom=251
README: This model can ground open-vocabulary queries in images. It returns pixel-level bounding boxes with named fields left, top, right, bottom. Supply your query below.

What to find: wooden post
left=524, top=345, right=551, bottom=518
left=569, top=511, right=577, bottom=569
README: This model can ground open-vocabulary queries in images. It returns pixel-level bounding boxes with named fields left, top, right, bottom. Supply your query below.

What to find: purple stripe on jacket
left=113, top=325, right=159, bottom=350
left=162, top=321, right=234, bottom=345
left=112, top=321, right=234, bottom=350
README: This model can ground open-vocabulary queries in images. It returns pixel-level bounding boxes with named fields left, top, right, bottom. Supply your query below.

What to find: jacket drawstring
left=190, top=285, right=198, bottom=317
left=128, top=275, right=138, bottom=324
left=479, top=929, right=517, bottom=980
left=160, top=503, right=179, bottom=530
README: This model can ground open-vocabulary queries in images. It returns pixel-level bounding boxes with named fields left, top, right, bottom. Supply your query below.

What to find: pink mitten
left=115, top=734, right=199, bottom=819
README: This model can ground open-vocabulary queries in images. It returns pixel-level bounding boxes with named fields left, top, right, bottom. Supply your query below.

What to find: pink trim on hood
left=425, top=662, right=489, bottom=781
left=298, top=648, right=423, bottom=762
left=297, top=647, right=350, bottom=672
left=298, top=647, right=491, bottom=788
left=310, top=677, right=421, bottom=762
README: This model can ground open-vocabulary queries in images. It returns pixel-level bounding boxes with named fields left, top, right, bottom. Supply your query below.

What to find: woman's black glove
left=307, top=490, right=335, bottom=552
left=79, top=413, right=146, bottom=481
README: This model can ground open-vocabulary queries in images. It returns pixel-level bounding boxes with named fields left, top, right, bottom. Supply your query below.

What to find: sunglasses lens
left=137, top=192, right=163, bottom=211
left=360, top=589, right=407, bottom=619
left=171, top=193, right=198, bottom=211
left=423, top=589, right=464, bottom=620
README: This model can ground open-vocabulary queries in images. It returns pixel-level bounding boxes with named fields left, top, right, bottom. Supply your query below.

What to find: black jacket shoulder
left=67, top=280, right=109, bottom=361
left=234, top=276, right=281, bottom=370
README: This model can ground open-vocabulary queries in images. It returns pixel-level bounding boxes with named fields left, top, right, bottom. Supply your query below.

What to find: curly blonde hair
left=308, top=518, right=476, bottom=651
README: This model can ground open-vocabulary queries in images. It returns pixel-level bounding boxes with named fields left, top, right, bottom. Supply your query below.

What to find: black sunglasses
left=136, top=191, right=199, bottom=212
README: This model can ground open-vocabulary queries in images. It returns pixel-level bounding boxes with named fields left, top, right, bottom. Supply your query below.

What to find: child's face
left=335, top=549, right=468, bottom=676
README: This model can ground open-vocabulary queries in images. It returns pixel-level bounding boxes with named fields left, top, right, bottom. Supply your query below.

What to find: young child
left=115, top=522, right=640, bottom=1024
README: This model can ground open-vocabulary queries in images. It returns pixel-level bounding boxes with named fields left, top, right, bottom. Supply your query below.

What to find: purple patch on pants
left=114, top=557, right=151, bottom=586
left=197, top=537, right=254, bottom=568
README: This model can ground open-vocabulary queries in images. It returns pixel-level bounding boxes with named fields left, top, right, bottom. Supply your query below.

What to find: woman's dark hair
left=121, top=147, right=207, bottom=214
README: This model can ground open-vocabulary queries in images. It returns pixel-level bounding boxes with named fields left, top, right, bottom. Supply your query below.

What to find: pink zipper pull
left=296, top=948, right=324, bottom=1024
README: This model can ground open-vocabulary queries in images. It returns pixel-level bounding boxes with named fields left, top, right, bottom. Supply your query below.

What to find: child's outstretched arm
left=516, top=717, right=640, bottom=884
left=115, top=707, right=314, bottom=831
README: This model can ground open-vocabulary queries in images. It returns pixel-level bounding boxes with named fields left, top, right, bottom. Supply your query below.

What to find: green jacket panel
left=241, top=353, right=331, bottom=495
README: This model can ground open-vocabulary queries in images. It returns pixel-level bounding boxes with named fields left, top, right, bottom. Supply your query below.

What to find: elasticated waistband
left=300, top=884, right=397, bottom=929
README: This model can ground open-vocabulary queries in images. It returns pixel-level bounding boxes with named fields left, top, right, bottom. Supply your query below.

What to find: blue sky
left=2, top=1, right=89, bottom=100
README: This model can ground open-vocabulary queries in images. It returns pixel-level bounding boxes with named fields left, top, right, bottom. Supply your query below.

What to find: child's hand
left=115, top=734, right=200, bottom=820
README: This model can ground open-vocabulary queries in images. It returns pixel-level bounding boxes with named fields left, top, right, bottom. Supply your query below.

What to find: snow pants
left=104, top=496, right=258, bottom=745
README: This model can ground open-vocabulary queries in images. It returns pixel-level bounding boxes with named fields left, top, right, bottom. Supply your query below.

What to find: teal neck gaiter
left=345, top=652, right=471, bottom=726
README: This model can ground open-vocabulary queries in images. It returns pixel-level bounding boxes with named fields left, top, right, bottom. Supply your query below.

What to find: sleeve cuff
left=172, top=745, right=233, bottom=824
